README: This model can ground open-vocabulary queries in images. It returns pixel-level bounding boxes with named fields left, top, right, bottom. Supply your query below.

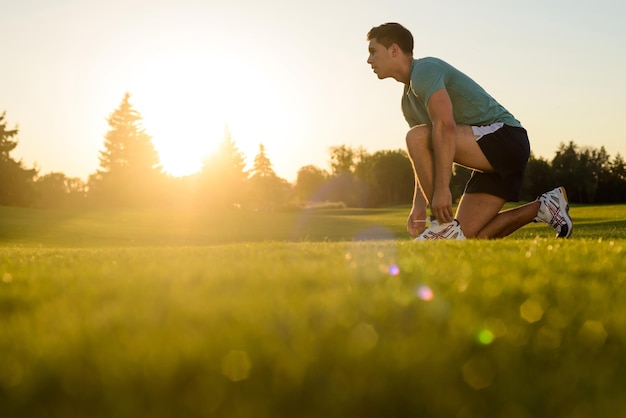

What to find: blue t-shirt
left=401, top=57, right=522, bottom=128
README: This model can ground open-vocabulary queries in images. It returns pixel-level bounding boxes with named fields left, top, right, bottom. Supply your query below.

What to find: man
left=366, top=22, right=573, bottom=240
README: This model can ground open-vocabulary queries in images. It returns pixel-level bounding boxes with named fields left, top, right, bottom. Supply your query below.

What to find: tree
left=597, top=153, right=626, bottom=203
left=326, top=145, right=368, bottom=207
left=521, top=153, right=553, bottom=201
left=329, top=145, right=356, bottom=176
left=88, top=93, right=163, bottom=207
left=248, top=143, right=290, bottom=210
left=199, top=127, right=248, bottom=209
left=552, top=142, right=586, bottom=202
left=294, top=165, right=329, bottom=202
left=0, top=112, right=37, bottom=206
left=34, top=172, right=86, bottom=209
left=355, top=149, right=414, bottom=207
left=581, top=146, right=611, bottom=203
left=251, top=144, right=274, bottom=178
left=98, top=93, right=160, bottom=173
left=0, top=111, right=19, bottom=159
left=552, top=142, right=614, bottom=203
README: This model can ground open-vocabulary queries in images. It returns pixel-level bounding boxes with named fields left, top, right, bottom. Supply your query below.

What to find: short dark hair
left=366, top=23, right=414, bottom=55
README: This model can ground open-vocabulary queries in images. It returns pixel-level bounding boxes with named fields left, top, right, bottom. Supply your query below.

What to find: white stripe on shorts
left=471, top=122, right=504, bottom=141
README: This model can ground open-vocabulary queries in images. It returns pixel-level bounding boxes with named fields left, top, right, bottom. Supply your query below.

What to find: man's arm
left=407, top=181, right=428, bottom=237
left=427, top=88, right=457, bottom=224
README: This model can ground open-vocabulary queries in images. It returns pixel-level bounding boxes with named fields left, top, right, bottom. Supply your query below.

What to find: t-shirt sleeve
left=413, top=61, right=447, bottom=106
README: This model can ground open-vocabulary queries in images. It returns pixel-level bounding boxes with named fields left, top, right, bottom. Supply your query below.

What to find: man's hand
left=407, top=207, right=428, bottom=238
left=431, top=187, right=454, bottom=224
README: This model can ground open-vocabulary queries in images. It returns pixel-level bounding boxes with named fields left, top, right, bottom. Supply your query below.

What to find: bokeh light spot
left=484, top=317, right=507, bottom=338
left=221, top=350, right=252, bottom=382
left=477, top=329, right=494, bottom=345
left=462, top=356, right=495, bottom=390
left=349, top=323, right=379, bottom=354
left=577, top=320, right=607, bottom=349
left=388, top=264, right=400, bottom=276
left=534, top=326, right=562, bottom=351
left=520, top=299, right=544, bottom=323
left=415, top=285, right=434, bottom=301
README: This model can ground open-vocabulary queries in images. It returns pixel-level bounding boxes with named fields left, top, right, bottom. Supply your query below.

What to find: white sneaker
left=534, top=186, right=573, bottom=238
left=415, top=219, right=466, bottom=241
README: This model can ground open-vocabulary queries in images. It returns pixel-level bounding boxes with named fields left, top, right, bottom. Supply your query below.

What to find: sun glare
left=127, top=48, right=293, bottom=177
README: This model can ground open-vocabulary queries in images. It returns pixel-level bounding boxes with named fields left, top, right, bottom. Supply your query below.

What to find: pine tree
left=199, top=127, right=248, bottom=209
left=98, top=92, right=160, bottom=173
left=202, top=127, right=247, bottom=181
left=88, top=93, right=163, bottom=207
left=0, top=112, right=19, bottom=162
left=0, top=112, right=37, bottom=206
left=251, top=143, right=276, bottom=178
left=249, top=143, right=290, bottom=210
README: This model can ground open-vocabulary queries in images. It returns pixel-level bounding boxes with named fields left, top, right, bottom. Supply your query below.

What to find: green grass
left=1, top=204, right=624, bottom=247
left=0, top=204, right=625, bottom=417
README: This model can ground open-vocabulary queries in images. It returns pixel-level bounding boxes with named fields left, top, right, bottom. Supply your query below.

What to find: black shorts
left=464, top=124, right=530, bottom=202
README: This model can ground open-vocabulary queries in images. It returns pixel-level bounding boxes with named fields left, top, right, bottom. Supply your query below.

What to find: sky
left=2, top=0, right=625, bottom=182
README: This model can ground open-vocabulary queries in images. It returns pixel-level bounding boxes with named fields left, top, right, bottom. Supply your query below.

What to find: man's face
left=367, top=39, right=392, bottom=79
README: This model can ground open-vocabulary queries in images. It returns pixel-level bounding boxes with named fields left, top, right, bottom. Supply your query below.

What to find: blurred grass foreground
left=0, top=204, right=625, bottom=417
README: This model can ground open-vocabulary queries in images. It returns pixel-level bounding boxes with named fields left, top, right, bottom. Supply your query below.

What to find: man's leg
left=406, top=124, right=570, bottom=239
left=456, top=193, right=541, bottom=238
left=405, top=125, right=435, bottom=205
left=405, top=124, right=493, bottom=204
left=407, top=124, right=540, bottom=239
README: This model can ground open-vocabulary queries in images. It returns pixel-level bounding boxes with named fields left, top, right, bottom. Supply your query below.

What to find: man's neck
left=395, top=56, right=413, bottom=85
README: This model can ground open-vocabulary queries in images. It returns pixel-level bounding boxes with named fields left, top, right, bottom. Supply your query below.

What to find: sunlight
left=128, top=48, right=293, bottom=177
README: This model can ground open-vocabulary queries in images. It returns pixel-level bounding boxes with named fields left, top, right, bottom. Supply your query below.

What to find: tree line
left=1, top=94, right=625, bottom=210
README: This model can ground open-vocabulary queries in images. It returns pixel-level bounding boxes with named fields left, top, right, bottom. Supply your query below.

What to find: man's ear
left=390, top=43, right=399, bottom=57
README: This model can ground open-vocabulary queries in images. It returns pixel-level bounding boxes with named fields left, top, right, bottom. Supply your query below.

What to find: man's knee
left=405, top=125, right=431, bottom=150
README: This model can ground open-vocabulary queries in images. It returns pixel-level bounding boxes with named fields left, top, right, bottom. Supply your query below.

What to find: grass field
left=1, top=204, right=625, bottom=417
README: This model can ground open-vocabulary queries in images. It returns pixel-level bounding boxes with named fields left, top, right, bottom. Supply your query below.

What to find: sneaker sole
left=556, top=187, right=573, bottom=239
